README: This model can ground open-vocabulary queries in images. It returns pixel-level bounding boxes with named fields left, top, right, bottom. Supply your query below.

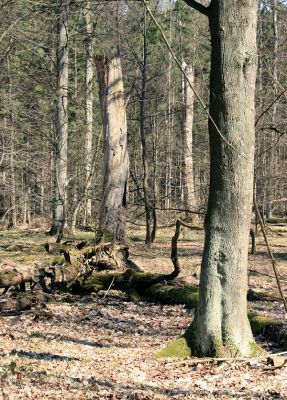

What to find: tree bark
left=182, top=62, right=198, bottom=222
left=95, top=55, right=129, bottom=243
left=84, top=2, right=94, bottom=224
left=49, top=3, right=69, bottom=236
left=158, top=0, right=260, bottom=358
left=7, top=56, right=17, bottom=228
left=272, top=0, right=278, bottom=119
left=179, top=0, right=259, bottom=357
left=140, top=7, right=152, bottom=244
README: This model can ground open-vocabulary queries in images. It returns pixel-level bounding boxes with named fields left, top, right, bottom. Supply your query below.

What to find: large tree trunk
left=182, top=62, right=198, bottom=222
left=95, top=56, right=129, bottom=243
left=49, top=3, right=69, bottom=236
left=161, top=0, right=260, bottom=358
left=191, top=0, right=259, bottom=357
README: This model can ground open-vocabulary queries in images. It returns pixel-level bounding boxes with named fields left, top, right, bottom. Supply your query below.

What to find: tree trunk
left=140, top=7, right=152, bottom=244
left=159, top=0, right=260, bottom=358
left=182, top=62, right=198, bottom=222
left=272, top=0, right=278, bottom=119
left=84, top=2, right=94, bottom=225
left=151, top=113, right=158, bottom=243
left=7, top=56, right=17, bottom=228
left=49, top=3, right=69, bottom=236
left=190, top=0, right=259, bottom=357
left=95, top=55, right=129, bottom=243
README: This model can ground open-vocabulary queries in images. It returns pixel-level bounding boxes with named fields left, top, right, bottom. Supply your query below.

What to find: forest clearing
left=0, top=222, right=286, bottom=399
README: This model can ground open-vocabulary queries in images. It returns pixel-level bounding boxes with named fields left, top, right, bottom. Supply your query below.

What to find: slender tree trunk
left=9, top=141, right=17, bottom=228
left=165, top=4, right=173, bottom=209
left=22, top=174, right=27, bottom=227
left=95, top=56, right=129, bottom=243
left=7, top=56, right=17, bottom=228
left=140, top=7, right=152, bottom=244
left=40, top=171, right=45, bottom=215
left=182, top=62, right=198, bottom=222
left=272, top=0, right=278, bottom=119
left=49, top=3, right=69, bottom=236
left=151, top=113, right=158, bottom=243
left=84, top=2, right=94, bottom=225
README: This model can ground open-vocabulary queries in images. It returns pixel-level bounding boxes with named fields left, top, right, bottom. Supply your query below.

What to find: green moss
left=2, top=270, right=19, bottom=280
left=60, top=295, right=76, bottom=303
left=30, top=331, right=42, bottom=338
left=248, top=341, right=266, bottom=356
left=51, top=256, right=65, bottom=265
left=129, top=235, right=143, bottom=242
left=126, top=288, right=142, bottom=302
left=156, top=329, right=266, bottom=359
left=82, top=273, right=119, bottom=292
left=16, top=254, right=41, bottom=262
left=155, top=336, right=192, bottom=359
left=6, top=245, right=20, bottom=252
left=248, top=313, right=283, bottom=335
left=146, top=283, right=199, bottom=308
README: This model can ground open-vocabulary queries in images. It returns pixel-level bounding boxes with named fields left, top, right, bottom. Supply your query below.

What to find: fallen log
left=0, top=267, right=37, bottom=294
left=0, top=297, right=32, bottom=312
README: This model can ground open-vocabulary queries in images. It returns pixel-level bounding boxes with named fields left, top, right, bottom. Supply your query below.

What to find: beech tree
left=181, top=62, right=198, bottom=221
left=159, top=0, right=260, bottom=357
left=49, top=2, right=70, bottom=236
left=83, top=1, right=94, bottom=225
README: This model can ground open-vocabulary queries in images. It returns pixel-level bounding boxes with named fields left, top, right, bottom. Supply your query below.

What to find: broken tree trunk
left=95, top=55, right=129, bottom=243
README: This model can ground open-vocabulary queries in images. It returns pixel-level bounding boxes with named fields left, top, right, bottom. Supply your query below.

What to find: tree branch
left=143, top=0, right=246, bottom=159
left=182, top=0, right=209, bottom=16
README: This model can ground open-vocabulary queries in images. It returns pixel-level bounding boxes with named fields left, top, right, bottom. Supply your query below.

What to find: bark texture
left=50, top=3, right=69, bottom=235
left=140, top=8, right=152, bottom=244
left=182, top=63, right=198, bottom=221
left=84, top=2, right=94, bottom=223
left=189, top=0, right=259, bottom=357
left=95, top=56, right=129, bottom=243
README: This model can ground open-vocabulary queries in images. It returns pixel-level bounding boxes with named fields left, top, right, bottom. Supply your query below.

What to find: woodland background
left=0, top=0, right=286, bottom=233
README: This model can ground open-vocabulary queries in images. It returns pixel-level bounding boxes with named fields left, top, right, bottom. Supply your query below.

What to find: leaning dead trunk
left=95, top=56, right=129, bottom=243
left=182, top=62, right=198, bottom=222
left=49, top=3, right=69, bottom=236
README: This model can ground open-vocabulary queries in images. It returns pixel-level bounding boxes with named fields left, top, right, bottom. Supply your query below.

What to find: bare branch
left=255, top=89, right=286, bottom=127
left=142, top=0, right=246, bottom=159
left=182, top=0, right=209, bottom=16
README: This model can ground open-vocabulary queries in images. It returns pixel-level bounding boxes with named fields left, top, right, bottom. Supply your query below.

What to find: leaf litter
left=0, top=229, right=286, bottom=399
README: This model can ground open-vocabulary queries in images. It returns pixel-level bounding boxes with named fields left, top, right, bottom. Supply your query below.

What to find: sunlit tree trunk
left=49, top=3, right=69, bottom=236
left=272, top=0, right=278, bottom=119
left=162, top=0, right=260, bottom=358
left=191, top=0, right=259, bottom=356
left=182, top=62, right=198, bottom=222
left=7, top=56, right=17, bottom=228
left=83, top=1, right=94, bottom=225
left=140, top=7, right=152, bottom=244
left=95, top=55, right=129, bottom=243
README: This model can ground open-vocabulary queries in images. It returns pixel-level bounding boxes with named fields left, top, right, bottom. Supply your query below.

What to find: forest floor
left=0, top=223, right=287, bottom=399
